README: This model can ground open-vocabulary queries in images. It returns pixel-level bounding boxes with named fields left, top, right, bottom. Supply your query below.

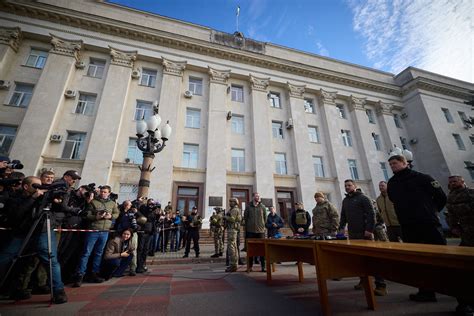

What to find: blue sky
left=110, top=0, right=473, bottom=83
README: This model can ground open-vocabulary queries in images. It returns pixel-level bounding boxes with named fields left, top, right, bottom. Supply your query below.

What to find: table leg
left=297, top=261, right=304, bottom=282
left=361, top=276, right=376, bottom=310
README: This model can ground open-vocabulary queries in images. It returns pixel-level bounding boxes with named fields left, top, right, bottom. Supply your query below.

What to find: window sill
left=3, top=103, right=27, bottom=108
left=84, top=75, right=103, bottom=80
left=21, top=64, right=44, bottom=70
left=138, top=84, right=156, bottom=88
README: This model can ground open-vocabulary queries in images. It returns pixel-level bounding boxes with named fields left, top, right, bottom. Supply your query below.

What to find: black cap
left=192, top=206, right=198, bottom=210
left=63, top=170, right=81, bottom=180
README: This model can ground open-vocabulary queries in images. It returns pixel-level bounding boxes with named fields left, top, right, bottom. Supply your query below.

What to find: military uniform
left=446, top=186, right=474, bottom=246
left=183, top=211, right=202, bottom=258
left=210, top=209, right=224, bottom=257
left=312, top=200, right=339, bottom=236
left=225, top=199, right=242, bottom=272
left=376, top=193, right=402, bottom=242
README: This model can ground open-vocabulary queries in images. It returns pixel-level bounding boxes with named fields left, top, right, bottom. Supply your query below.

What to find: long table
left=247, top=238, right=474, bottom=316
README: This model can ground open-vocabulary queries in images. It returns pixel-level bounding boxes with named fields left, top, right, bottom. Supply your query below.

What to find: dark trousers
left=184, top=229, right=200, bottom=256
left=246, top=232, right=265, bottom=269
left=386, top=226, right=403, bottom=242
left=102, top=255, right=133, bottom=279
left=137, top=232, right=151, bottom=270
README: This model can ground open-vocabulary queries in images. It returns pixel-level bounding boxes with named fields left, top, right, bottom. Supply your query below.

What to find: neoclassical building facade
left=0, top=0, right=472, bottom=225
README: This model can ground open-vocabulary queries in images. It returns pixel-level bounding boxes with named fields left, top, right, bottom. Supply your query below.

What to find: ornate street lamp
left=135, top=101, right=172, bottom=198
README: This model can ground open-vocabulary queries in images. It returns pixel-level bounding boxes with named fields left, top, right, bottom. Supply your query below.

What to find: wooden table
left=247, top=238, right=474, bottom=316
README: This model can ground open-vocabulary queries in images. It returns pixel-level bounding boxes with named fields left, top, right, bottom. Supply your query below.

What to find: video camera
left=32, top=182, right=69, bottom=207
left=6, top=160, right=24, bottom=170
left=82, top=182, right=96, bottom=199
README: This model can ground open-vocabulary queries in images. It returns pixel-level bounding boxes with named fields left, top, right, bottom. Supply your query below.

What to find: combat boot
left=210, top=253, right=219, bottom=258
left=72, top=274, right=83, bottom=288
left=225, top=266, right=237, bottom=272
left=90, top=272, right=105, bottom=283
left=53, top=289, right=68, bottom=304
left=218, top=252, right=223, bottom=257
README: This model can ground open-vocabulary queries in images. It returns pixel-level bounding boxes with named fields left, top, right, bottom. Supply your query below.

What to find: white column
left=204, top=67, right=231, bottom=218
left=318, top=89, right=345, bottom=203
left=376, top=101, right=402, bottom=149
left=80, top=47, right=137, bottom=185
left=286, top=82, right=314, bottom=209
left=0, top=27, right=22, bottom=77
left=10, top=34, right=82, bottom=175
left=249, top=74, right=275, bottom=203
left=349, top=95, right=378, bottom=195
left=152, top=57, right=186, bottom=204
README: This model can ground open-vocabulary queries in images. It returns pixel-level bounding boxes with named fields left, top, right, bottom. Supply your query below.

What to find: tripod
left=0, top=198, right=57, bottom=304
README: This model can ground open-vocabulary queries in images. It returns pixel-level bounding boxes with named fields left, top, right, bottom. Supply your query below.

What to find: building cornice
left=401, top=77, right=473, bottom=100
left=0, top=26, right=22, bottom=52
left=0, top=1, right=405, bottom=97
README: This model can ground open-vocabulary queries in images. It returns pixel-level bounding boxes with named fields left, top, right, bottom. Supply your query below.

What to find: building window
left=140, top=69, right=157, bottom=87
left=62, top=132, right=86, bottom=160
left=231, top=115, right=244, bottom=134
left=185, top=108, right=201, bottom=128
left=372, top=133, right=382, bottom=151
left=269, top=92, right=281, bottom=108
left=366, top=109, right=376, bottom=124
left=308, top=126, right=320, bottom=143
left=442, top=108, right=454, bottom=123
left=231, top=149, right=245, bottom=172
left=341, top=129, right=352, bottom=147
left=87, top=59, right=105, bottom=78
left=231, top=85, right=244, bottom=102
left=275, top=153, right=287, bottom=175
left=465, top=161, right=474, bottom=181
left=8, top=83, right=34, bottom=108
left=272, top=121, right=284, bottom=139
left=380, top=162, right=389, bottom=181
left=304, top=98, right=315, bottom=113
left=0, top=125, right=17, bottom=156
left=127, top=138, right=143, bottom=164
left=134, top=100, right=153, bottom=120
left=400, top=137, right=409, bottom=150
left=336, top=104, right=346, bottom=119
left=458, top=111, right=468, bottom=124
left=118, top=183, right=138, bottom=204
left=74, top=93, right=96, bottom=116
left=453, top=134, right=466, bottom=150
left=393, top=114, right=402, bottom=128
left=313, top=156, right=325, bottom=178
left=348, top=159, right=359, bottom=180
left=182, top=144, right=198, bottom=168
left=189, top=77, right=203, bottom=96
left=25, top=49, right=48, bottom=69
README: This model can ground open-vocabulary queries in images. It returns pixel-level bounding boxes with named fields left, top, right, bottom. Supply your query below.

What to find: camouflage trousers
left=374, top=225, right=389, bottom=242
left=214, top=228, right=224, bottom=254
left=227, top=229, right=238, bottom=267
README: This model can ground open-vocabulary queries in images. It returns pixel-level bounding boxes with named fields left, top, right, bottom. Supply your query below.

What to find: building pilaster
left=10, top=34, right=82, bottom=175
left=375, top=101, right=402, bottom=149
left=318, top=88, right=345, bottom=202
left=286, top=82, right=314, bottom=209
left=152, top=57, right=186, bottom=204
left=204, top=67, right=231, bottom=217
left=249, top=74, right=275, bottom=202
left=0, top=26, right=22, bottom=77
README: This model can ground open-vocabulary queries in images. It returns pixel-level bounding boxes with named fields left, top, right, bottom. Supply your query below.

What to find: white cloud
left=316, top=41, right=330, bottom=57
left=348, top=0, right=473, bottom=83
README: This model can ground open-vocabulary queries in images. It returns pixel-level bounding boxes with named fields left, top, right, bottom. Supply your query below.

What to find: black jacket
left=387, top=167, right=446, bottom=227
left=339, top=191, right=375, bottom=239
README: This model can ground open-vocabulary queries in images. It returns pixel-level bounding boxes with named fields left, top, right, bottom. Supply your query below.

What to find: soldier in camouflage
left=445, top=175, right=474, bottom=316
left=225, top=198, right=242, bottom=272
left=312, top=192, right=339, bottom=237
left=210, top=207, right=224, bottom=258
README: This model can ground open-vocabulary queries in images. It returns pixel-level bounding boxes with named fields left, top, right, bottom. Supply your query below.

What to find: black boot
left=72, top=274, right=83, bottom=288
left=90, top=272, right=105, bottom=283
left=53, top=289, right=68, bottom=304
left=210, top=253, right=219, bottom=258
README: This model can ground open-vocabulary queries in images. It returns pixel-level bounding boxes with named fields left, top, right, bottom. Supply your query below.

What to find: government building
left=0, top=0, right=472, bottom=226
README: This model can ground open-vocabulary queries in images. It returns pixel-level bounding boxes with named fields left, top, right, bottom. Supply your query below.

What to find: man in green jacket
left=73, top=185, right=119, bottom=287
left=244, top=192, right=267, bottom=272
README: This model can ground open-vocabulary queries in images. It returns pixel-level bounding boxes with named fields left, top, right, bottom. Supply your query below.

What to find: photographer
left=57, top=183, right=94, bottom=282
left=72, top=185, right=119, bottom=287
left=102, top=228, right=136, bottom=280
left=136, top=199, right=157, bottom=273
left=115, top=200, right=140, bottom=276
left=0, top=176, right=67, bottom=304
left=182, top=206, right=202, bottom=258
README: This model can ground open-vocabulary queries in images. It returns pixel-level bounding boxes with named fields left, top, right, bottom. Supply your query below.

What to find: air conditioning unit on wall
left=0, top=80, right=11, bottom=89
left=50, top=134, right=63, bottom=142
left=64, top=89, right=76, bottom=98
left=285, top=118, right=294, bottom=129
left=131, top=69, right=141, bottom=79
left=184, top=90, right=193, bottom=98
left=75, top=61, right=86, bottom=69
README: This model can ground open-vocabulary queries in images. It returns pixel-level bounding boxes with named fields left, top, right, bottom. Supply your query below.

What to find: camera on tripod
left=83, top=182, right=96, bottom=199
left=6, top=160, right=24, bottom=170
